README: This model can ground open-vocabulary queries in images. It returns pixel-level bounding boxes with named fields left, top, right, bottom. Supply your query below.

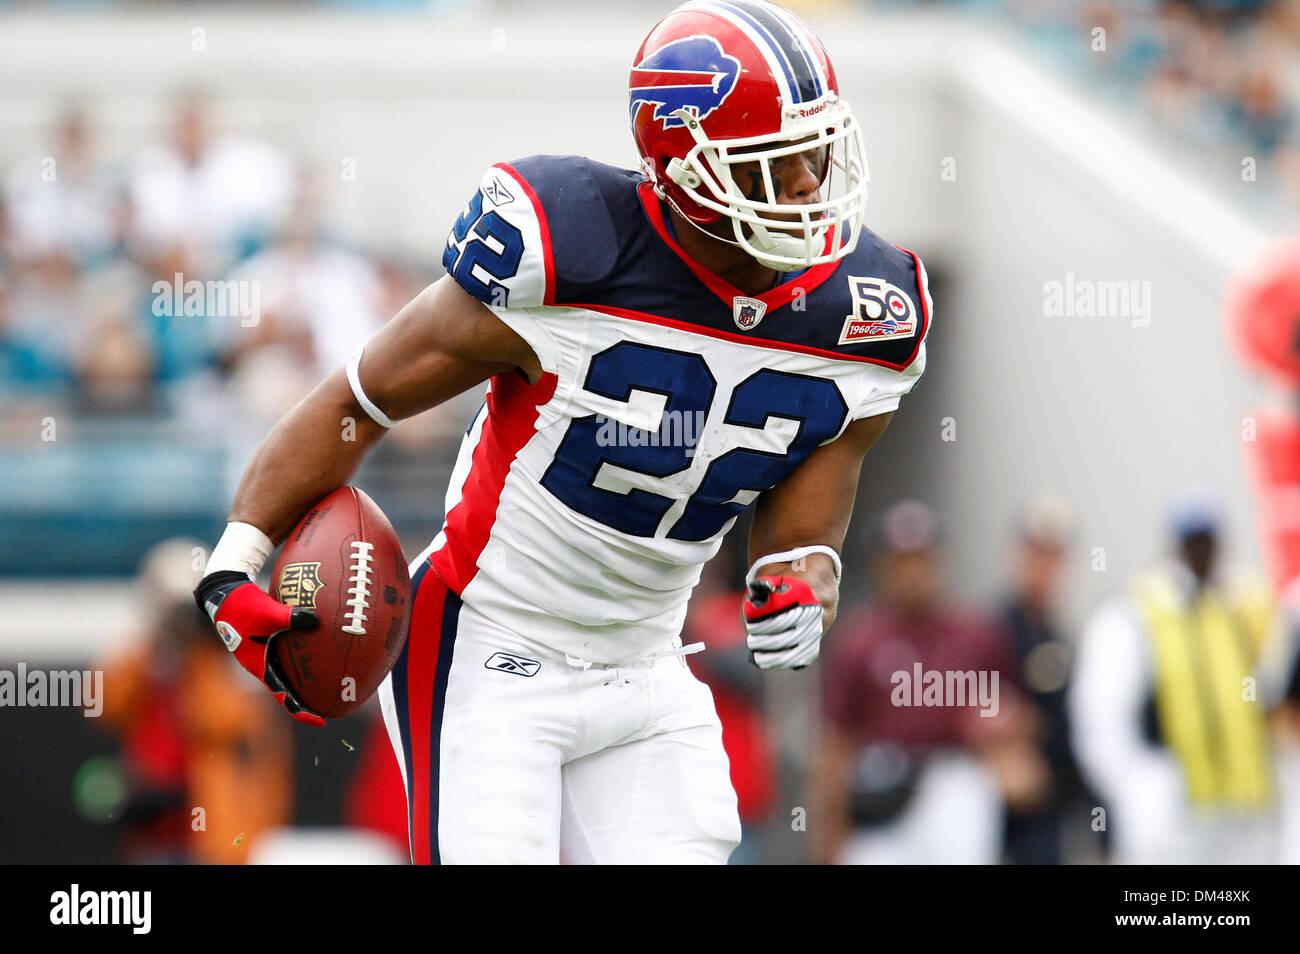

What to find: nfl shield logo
left=276, top=562, right=324, bottom=609
left=733, top=296, right=767, bottom=331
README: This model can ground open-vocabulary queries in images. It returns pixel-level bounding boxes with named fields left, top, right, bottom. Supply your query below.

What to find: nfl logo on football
left=276, top=561, right=323, bottom=609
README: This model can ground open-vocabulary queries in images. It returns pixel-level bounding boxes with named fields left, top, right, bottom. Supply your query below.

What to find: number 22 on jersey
left=540, top=341, right=848, bottom=541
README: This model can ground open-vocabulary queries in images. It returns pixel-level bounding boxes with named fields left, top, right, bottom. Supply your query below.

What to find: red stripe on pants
left=406, top=568, right=449, bottom=865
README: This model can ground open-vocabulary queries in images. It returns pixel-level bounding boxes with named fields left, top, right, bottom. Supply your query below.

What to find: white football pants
left=378, top=561, right=741, bottom=864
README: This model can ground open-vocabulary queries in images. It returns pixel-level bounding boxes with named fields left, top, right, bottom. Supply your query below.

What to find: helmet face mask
left=666, top=98, right=869, bottom=271
left=630, top=1, right=869, bottom=273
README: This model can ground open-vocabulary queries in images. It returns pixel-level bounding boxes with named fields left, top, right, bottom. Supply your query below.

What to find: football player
left=194, top=0, right=931, bottom=864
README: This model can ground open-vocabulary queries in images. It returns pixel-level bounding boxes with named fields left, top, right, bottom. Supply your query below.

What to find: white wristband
left=746, top=545, right=843, bottom=587
left=206, top=522, right=275, bottom=578
left=346, top=344, right=397, bottom=429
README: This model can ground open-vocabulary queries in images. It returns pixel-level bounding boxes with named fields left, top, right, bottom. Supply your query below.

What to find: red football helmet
left=629, top=0, right=869, bottom=272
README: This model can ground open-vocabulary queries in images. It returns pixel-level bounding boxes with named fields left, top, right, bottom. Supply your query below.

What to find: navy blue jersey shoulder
left=799, top=227, right=929, bottom=370
left=503, top=155, right=638, bottom=294
left=507, top=154, right=927, bottom=370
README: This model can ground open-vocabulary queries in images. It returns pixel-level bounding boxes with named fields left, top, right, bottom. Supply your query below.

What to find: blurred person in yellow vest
left=95, top=538, right=295, bottom=864
left=1070, top=493, right=1280, bottom=863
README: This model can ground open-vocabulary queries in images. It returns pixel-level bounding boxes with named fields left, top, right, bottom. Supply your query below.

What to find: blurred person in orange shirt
left=96, top=539, right=294, bottom=864
left=814, top=501, right=1046, bottom=865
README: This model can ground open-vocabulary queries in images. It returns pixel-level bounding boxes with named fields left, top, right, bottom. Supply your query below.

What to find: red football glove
left=742, top=575, right=825, bottom=670
left=194, top=570, right=325, bottom=727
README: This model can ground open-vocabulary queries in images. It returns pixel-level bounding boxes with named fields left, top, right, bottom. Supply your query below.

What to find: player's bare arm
left=195, top=277, right=537, bottom=725
left=227, top=277, right=538, bottom=543
left=742, top=411, right=894, bottom=669
left=750, top=411, right=893, bottom=623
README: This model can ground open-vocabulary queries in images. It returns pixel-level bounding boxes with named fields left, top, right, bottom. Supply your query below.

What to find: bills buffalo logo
left=630, top=35, right=741, bottom=130
left=733, top=296, right=767, bottom=331
left=277, top=562, right=324, bottom=609
left=839, top=276, right=917, bottom=344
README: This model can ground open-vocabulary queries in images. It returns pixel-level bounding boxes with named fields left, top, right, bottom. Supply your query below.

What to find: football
left=269, top=486, right=412, bottom=720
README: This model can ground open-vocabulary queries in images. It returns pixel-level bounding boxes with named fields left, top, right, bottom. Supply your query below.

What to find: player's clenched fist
left=193, top=569, right=324, bottom=727
left=743, top=575, right=825, bottom=670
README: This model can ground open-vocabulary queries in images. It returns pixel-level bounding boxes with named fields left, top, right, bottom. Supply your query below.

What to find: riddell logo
left=797, top=102, right=828, bottom=118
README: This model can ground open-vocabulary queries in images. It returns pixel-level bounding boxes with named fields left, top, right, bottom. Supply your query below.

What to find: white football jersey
left=421, top=155, right=930, bottom=663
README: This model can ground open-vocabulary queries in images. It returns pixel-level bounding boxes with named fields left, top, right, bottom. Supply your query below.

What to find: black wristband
left=193, top=570, right=254, bottom=619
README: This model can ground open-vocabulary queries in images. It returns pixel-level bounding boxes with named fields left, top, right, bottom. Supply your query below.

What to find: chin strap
left=660, top=183, right=812, bottom=275
left=742, top=217, right=838, bottom=272
left=675, top=203, right=744, bottom=249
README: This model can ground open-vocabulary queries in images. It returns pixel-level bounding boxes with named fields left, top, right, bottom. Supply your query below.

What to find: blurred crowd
left=989, top=0, right=1300, bottom=208
left=0, top=94, right=480, bottom=580
left=685, top=493, right=1300, bottom=865
left=7, top=1, right=1299, bottom=427
left=0, top=94, right=474, bottom=448
left=89, top=488, right=1300, bottom=864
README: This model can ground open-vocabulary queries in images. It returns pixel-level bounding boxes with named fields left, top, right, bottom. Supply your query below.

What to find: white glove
left=743, top=575, right=825, bottom=670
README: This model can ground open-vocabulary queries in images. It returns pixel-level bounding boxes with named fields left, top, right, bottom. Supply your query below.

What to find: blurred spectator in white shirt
left=130, top=91, right=293, bottom=276
left=223, top=170, right=385, bottom=382
left=204, top=169, right=383, bottom=456
left=4, top=107, right=119, bottom=266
